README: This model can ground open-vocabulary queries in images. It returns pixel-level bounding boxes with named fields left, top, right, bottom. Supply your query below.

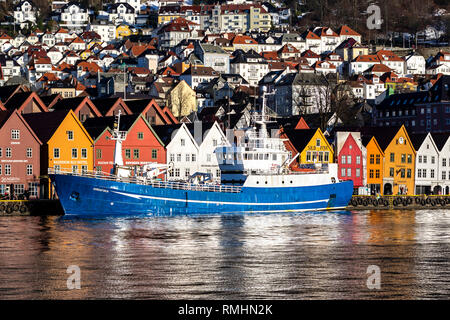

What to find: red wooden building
left=83, top=114, right=166, bottom=174
left=337, top=132, right=364, bottom=192
left=0, top=110, right=42, bottom=198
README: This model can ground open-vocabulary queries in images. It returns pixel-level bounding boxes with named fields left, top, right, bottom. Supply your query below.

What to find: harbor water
left=0, top=209, right=449, bottom=299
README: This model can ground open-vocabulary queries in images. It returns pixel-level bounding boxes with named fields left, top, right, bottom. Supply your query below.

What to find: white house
left=194, top=42, right=230, bottom=74
left=196, top=121, right=229, bottom=182
left=47, top=47, right=64, bottom=65
left=180, top=66, right=219, bottom=89
left=403, top=51, right=426, bottom=75
left=0, top=54, right=22, bottom=82
left=350, top=54, right=380, bottom=75
left=108, top=3, right=136, bottom=26
left=230, top=49, right=269, bottom=86
left=115, top=0, right=141, bottom=13
left=426, top=64, right=450, bottom=76
left=433, top=133, right=450, bottom=195
left=376, top=50, right=405, bottom=76
left=87, top=23, right=117, bottom=43
left=13, top=0, right=38, bottom=29
left=413, top=133, right=440, bottom=195
left=162, top=123, right=200, bottom=181
left=60, top=2, right=89, bottom=30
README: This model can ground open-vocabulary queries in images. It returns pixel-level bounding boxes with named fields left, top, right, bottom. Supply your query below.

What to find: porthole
left=256, top=181, right=259, bottom=184
left=265, top=181, right=268, bottom=184
left=290, top=181, right=293, bottom=184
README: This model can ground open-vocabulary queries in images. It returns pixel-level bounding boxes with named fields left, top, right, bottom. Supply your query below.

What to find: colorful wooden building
left=0, top=110, right=42, bottom=198
left=23, top=110, right=94, bottom=198
left=369, top=126, right=416, bottom=195
left=83, top=114, right=166, bottom=175
left=363, top=136, right=384, bottom=195
left=336, top=132, right=364, bottom=192
left=280, top=127, right=334, bottom=167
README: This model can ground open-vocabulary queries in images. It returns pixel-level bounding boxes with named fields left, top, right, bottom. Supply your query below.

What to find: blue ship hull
left=50, top=174, right=354, bottom=216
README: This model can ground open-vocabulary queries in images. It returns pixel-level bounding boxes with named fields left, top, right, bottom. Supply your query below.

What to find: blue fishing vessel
left=49, top=96, right=353, bottom=216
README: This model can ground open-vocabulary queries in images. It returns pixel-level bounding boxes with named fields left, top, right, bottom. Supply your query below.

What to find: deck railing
left=48, top=168, right=242, bottom=193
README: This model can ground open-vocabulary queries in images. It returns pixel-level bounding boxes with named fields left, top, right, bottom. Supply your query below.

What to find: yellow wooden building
left=281, top=128, right=334, bottom=166
left=23, top=110, right=94, bottom=198
left=364, top=136, right=385, bottom=195
left=381, top=126, right=416, bottom=195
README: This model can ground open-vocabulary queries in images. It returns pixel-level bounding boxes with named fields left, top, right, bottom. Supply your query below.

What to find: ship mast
left=110, top=110, right=127, bottom=167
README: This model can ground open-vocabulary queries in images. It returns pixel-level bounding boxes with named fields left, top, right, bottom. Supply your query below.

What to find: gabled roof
left=22, top=109, right=71, bottom=143
left=338, top=25, right=361, bottom=37
left=40, top=94, right=62, bottom=109
left=362, top=126, right=403, bottom=151
left=4, top=92, right=48, bottom=112
left=408, top=133, right=429, bottom=151
left=83, top=114, right=158, bottom=143
left=353, top=54, right=380, bottom=63
left=376, top=50, right=404, bottom=62
left=0, top=84, right=28, bottom=104
left=181, top=65, right=218, bottom=77
left=125, top=98, right=174, bottom=124
left=0, top=109, right=42, bottom=145
left=281, top=128, right=318, bottom=153
left=91, top=97, right=132, bottom=116
left=305, top=31, right=320, bottom=40
left=295, top=117, right=310, bottom=130
left=431, top=132, right=450, bottom=151
left=50, top=96, right=102, bottom=117
left=152, top=123, right=184, bottom=146
left=231, top=35, right=258, bottom=45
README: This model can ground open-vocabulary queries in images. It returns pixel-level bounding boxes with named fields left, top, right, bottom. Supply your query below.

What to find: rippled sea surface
left=0, top=209, right=450, bottom=299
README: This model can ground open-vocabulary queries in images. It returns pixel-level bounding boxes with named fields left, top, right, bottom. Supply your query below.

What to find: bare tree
left=292, top=85, right=312, bottom=116
left=168, top=82, right=195, bottom=120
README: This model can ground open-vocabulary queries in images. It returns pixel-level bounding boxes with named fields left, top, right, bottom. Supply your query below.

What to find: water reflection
left=0, top=209, right=449, bottom=299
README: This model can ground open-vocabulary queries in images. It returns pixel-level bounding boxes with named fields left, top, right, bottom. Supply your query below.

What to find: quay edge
left=348, top=195, right=450, bottom=210
left=0, top=200, right=63, bottom=216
